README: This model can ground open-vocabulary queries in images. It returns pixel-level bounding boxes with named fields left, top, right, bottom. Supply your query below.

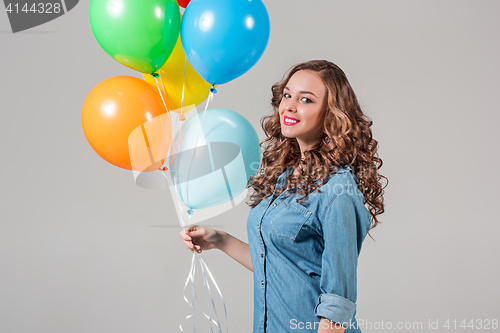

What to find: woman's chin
left=281, top=128, right=297, bottom=139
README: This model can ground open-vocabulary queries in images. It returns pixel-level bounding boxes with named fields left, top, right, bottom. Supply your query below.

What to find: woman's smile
left=283, top=115, right=301, bottom=126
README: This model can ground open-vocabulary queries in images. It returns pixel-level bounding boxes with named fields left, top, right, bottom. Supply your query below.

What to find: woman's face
left=279, top=70, right=328, bottom=152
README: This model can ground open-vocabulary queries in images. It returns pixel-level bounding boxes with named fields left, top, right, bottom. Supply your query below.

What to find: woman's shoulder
left=315, top=165, right=364, bottom=206
left=317, top=166, right=370, bottom=229
left=320, top=166, right=358, bottom=193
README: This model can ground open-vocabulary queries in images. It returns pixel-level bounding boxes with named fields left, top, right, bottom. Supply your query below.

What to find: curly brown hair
left=247, top=60, right=387, bottom=232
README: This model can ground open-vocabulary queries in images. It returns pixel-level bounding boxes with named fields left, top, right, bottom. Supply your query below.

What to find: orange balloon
left=82, top=76, right=172, bottom=171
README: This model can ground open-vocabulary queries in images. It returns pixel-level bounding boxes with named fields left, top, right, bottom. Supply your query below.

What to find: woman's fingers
left=184, top=240, right=201, bottom=253
left=186, top=227, right=206, bottom=238
left=183, top=239, right=193, bottom=249
left=179, top=230, right=193, bottom=242
left=180, top=231, right=202, bottom=253
left=180, top=226, right=204, bottom=253
left=185, top=225, right=199, bottom=234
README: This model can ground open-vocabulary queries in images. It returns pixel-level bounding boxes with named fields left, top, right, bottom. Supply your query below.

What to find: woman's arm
left=314, top=190, right=364, bottom=331
left=317, top=317, right=345, bottom=333
left=217, top=231, right=253, bottom=272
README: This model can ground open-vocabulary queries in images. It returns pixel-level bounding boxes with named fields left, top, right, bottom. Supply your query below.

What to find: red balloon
left=178, top=0, right=190, bottom=8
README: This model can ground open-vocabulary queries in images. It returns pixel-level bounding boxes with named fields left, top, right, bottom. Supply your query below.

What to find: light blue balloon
left=169, top=108, right=261, bottom=210
left=181, top=0, right=270, bottom=85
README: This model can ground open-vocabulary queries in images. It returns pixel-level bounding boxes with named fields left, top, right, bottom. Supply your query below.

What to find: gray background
left=1, top=0, right=499, bottom=332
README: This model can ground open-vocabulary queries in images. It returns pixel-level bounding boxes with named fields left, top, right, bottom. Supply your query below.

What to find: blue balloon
left=169, top=108, right=261, bottom=210
left=181, top=0, right=270, bottom=85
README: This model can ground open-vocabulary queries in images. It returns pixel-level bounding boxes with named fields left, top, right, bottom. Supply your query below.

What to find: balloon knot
left=187, top=209, right=194, bottom=215
left=151, top=73, right=159, bottom=78
left=210, top=85, right=217, bottom=94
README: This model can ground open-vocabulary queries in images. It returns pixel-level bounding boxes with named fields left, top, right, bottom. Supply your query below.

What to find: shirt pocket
left=269, top=200, right=313, bottom=241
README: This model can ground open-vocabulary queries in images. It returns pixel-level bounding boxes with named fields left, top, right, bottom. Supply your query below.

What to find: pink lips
left=283, top=116, right=300, bottom=126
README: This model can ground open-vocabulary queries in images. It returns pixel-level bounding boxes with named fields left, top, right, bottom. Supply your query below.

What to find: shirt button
left=260, top=253, right=264, bottom=258
left=261, top=280, right=264, bottom=285
left=272, top=203, right=277, bottom=207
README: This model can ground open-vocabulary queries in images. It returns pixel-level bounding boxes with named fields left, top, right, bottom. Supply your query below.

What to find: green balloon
left=89, top=0, right=181, bottom=74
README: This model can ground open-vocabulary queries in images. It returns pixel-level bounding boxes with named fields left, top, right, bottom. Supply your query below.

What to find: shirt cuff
left=314, top=293, right=357, bottom=326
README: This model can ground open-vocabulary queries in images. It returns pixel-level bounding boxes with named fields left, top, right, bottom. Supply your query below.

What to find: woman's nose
left=283, top=100, right=296, bottom=112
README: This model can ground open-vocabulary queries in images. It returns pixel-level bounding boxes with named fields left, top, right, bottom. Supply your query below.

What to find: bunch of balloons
left=82, top=0, right=269, bottom=211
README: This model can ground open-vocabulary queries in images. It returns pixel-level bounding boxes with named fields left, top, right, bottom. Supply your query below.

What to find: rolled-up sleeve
left=314, top=191, right=360, bottom=326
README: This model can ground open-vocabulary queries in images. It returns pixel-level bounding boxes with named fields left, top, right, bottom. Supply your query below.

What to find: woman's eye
left=283, top=93, right=291, bottom=98
left=301, top=97, right=313, bottom=103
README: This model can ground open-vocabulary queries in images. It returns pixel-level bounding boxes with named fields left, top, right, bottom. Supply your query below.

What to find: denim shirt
left=247, top=166, right=371, bottom=333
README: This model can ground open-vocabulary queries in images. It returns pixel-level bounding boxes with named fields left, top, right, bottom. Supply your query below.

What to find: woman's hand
left=179, top=225, right=226, bottom=254
left=180, top=225, right=253, bottom=271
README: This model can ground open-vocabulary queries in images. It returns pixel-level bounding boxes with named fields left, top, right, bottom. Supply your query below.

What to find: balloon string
left=164, top=114, right=184, bottom=229
left=154, top=73, right=177, bottom=176
left=169, top=87, right=213, bottom=221
left=172, top=85, right=214, bottom=213
left=153, top=73, right=185, bottom=227
left=173, top=119, right=183, bottom=211
left=163, top=178, right=241, bottom=331
left=159, top=86, right=234, bottom=333
left=179, top=251, right=229, bottom=332
left=151, top=72, right=179, bottom=217
left=160, top=112, right=203, bottom=333
left=164, top=194, right=243, bottom=333
left=158, top=71, right=168, bottom=99
left=181, top=90, right=226, bottom=333
left=202, top=89, right=214, bottom=122
left=160, top=171, right=186, bottom=229
left=181, top=88, right=214, bottom=210
left=152, top=72, right=198, bottom=331
left=153, top=75, right=170, bottom=113
left=198, top=252, right=217, bottom=333
left=152, top=73, right=176, bottom=183
left=179, top=252, right=196, bottom=332
left=180, top=56, right=187, bottom=119
left=155, top=91, right=193, bottom=332
left=198, top=255, right=228, bottom=333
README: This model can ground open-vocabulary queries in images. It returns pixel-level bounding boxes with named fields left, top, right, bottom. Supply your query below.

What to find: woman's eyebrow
left=300, top=91, right=317, bottom=97
left=284, top=86, right=317, bottom=98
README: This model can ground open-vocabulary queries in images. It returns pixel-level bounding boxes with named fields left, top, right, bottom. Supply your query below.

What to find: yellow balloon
left=143, top=35, right=211, bottom=120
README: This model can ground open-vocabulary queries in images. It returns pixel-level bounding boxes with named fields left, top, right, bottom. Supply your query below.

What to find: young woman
left=179, top=60, right=386, bottom=333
